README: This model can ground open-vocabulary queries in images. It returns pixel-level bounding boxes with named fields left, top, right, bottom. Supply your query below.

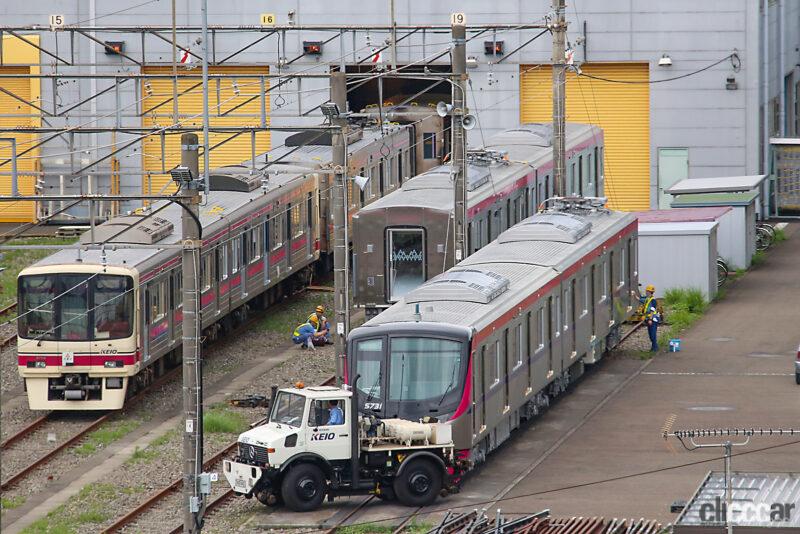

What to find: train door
left=502, top=329, right=510, bottom=410
left=240, top=231, right=248, bottom=300
left=142, top=286, right=150, bottom=360
left=386, top=227, right=425, bottom=302
left=263, top=219, right=271, bottom=285
left=550, top=291, right=562, bottom=376
left=475, top=345, right=486, bottom=435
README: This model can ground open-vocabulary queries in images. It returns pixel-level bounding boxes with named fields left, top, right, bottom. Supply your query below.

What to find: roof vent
left=208, top=166, right=263, bottom=192
left=80, top=213, right=174, bottom=245
left=406, top=268, right=510, bottom=304
left=498, top=212, right=591, bottom=244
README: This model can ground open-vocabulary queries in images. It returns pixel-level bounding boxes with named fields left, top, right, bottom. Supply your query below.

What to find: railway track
left=0, top=301, right=18, bottom=350
left=0, top=365, right=182, bottom=492
left=105, top=375, right=337, bottom=534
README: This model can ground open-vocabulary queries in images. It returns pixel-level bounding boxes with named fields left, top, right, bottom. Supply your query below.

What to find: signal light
left=104, top=41, right=125, bottom=55
left=303, top=41, right=323, bottom=55
left=484, top=41, right=504, bottom=55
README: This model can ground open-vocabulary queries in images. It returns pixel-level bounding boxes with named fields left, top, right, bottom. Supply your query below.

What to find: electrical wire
left=575, top=53, right=740, bottom=84
left=65, top=0, right=163, bottom=27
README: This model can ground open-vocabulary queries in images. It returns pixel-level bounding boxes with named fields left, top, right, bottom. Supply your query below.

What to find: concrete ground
left=245, top=223, right=800, bottom=531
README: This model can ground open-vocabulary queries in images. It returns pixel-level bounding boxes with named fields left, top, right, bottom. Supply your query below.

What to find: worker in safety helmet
left=642, top=284, right=661, bottom=352
left=292, top=322, right=319, bottom=350
left=307, top=305, right=332, bottom=344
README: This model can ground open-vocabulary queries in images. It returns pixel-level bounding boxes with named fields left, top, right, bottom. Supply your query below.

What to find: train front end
left=346, top=322, right=474, bottom=450
left=17, top=264, right=138, bottom=410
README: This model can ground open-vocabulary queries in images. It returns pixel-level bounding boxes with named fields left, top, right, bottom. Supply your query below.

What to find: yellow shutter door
left=520, top=63, right=650, bottom=211
left=141, top=66, right=270, bottom=195
left=0, top=35, right=41, bottom=222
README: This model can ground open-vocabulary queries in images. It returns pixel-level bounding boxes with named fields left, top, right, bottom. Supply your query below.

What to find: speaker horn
left=462, top=114, right=477, bottom=130
left=352, top=175, right=370, bottom=191
left=436, top=101, right=453, bottom=118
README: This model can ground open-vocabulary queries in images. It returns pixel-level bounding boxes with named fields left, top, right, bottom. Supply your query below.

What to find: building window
left=423, top=132, right=437, bottom=160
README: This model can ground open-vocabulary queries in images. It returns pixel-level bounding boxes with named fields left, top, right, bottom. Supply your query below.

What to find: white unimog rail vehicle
left=223, top=381, right=461, bottom=512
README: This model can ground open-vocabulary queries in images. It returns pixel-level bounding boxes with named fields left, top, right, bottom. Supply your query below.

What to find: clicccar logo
left=699, top=496, right=795, bottom=523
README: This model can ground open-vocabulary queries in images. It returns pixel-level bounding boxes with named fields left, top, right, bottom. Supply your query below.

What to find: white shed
left=634, top=207, right=745, bottom=268
left=670, top=191, right=758, bottom=268
left=638, top=221, right=719, bottom=300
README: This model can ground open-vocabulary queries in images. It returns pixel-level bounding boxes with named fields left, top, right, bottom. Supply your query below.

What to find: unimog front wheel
left=281, top=463, right=326, bottom=512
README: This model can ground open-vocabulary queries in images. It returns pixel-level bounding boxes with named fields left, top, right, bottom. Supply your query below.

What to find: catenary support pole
left=552, top=0, right=566, bottom=198
left=180, top=133, right=203, bottom=534
left=200, top=0, right=211, bottom=198
left=331, top=72, right=349, bottom=385
left=451, top=22, right=468, bottom=263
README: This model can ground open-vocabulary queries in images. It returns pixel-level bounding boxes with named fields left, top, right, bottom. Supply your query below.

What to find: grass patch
left=338, top=523, right=431, bottom=534
left=73, top=419, right=140, bottom=456
left=256, top=290, right=334, bottom=335
left=773, top=227, right=787, bottom=242
left=0, top=237, right=77, bottom=313
left=657, top=287, right=708, bottom=350
left=19, top=482, right=120, bottom=534
left=751, top=250, right=766, bottom=266
left=1, top=495, right=26, bottom=512
left=204, top=406, right=248, bottom=434
left=125, top=445, right=160, bottom=465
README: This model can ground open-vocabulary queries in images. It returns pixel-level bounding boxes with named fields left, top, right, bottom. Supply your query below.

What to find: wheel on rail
left=392, top=458, right=442, bottom=507
left=281, top=463, right=326, bottom=512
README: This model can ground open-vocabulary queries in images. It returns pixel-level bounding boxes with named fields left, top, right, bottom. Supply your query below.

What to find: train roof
left=355, top=123, right=599, bottom=215
left=355, top=206, right=635, bottom=335
left=27, top=166, right=312, bottom=271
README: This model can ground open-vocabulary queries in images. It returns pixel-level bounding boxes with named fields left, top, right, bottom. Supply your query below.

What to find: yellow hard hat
left=645, top=284, right=655, bottom=292
left=316, top=305, right=325, bottom=313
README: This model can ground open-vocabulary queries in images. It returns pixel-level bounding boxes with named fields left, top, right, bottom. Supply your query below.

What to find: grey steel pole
left=331, top=72, right=349, bottom=385
left=451, top=23, right=468, bottom=263
left=200, top=0, right=211, bottom=198
left=552, top=0, right=567, bottom=198
left=389, top=0, right=397, bottom=70
left=724, top=441, right=733, bottom=534
left=180, top=133, right=202, bottom=534
left=172, top=0, right=179, bottom=125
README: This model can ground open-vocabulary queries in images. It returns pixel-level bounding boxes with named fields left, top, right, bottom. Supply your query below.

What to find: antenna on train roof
left=413, top=303, right=421, bottom=322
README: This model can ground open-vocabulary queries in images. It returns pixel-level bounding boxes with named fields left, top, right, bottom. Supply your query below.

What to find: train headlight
left=104, top=360, right=124, bottom=368
left=26, top=361, right=47, bottom=368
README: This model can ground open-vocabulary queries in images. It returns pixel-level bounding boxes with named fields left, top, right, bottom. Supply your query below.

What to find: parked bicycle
left=716, top=257, right=729, bottom=288
left=755, top=222, right=775, bottom=251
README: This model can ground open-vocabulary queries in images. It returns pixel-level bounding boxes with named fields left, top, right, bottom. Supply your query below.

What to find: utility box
left=670, top=191, right=758, bottom=269
left=638, top=221, right=719, bottom=300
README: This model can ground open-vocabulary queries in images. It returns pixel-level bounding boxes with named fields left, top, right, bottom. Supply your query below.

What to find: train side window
left=151, top=279, right=167, bottom=323
left=285, top=209, right=291, bottom=244
left=271, top=215, right=283, bottom=251
left=593, top=147, right=599, bottom=186
left=291, top=204, right=302, bottom=238
left=631, top=238, right=638, bottom=278
left=553, top=294, right=561, bottom=337
left=536, top=308, right=545, bottom=351
left=578, top=155, right=584, bottom=195
left=398, top=152, right=403, bottom=185
left=601, top=259, right=609, bottom=301
left=307, top=193, right=313, bottom=233
left=250, top=226, right=262, bottom=263
left=231, top=238, right=241, bottom=274
left=563, top=285, right=571, bottom=332
left=201, top=254, right=213, bottom=292
left=423, top=133, right=436, bottom=160
left=506, top=199, right=511, bottom=228
left=241, top=232, right=249, bottom=266
left=173, top=271, right=183, bottom=309
left=581, top=274, right=589, bottom=316
left=619, top=246, right=626, bottom=288
left=515, top=323, right=524, bottom=368
left=379, top=161, right=385, bottom=195
left=493, top=340, right=501, bottom=386
left=219, top=246, right=229, bottom=280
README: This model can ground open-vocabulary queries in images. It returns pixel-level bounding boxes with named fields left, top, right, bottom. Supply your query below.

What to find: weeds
left=774, top=227, right=787, bottom=242
left=657, top=287, right=708, bottom=351
left=204, top=407, right=248, bottom=434
left=257, top=291, right=334, bottom=334
left=337, top=523, right=431, bottom=534
left=73, top=419, right=140, bottom=456
left=1, top=495, right=26, bottom=512
left=20, top=483, right=119, bottom=534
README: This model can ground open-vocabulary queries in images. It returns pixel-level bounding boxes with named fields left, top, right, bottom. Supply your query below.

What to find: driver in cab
left=326, top=400, right=343, bottom=425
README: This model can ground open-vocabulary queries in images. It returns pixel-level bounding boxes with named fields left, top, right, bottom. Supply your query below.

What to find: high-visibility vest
left=643, top=296, right=657, bottom=320
left=293, top=322, right=312, bottom=337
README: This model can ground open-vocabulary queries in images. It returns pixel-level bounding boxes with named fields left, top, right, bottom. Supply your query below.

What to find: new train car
left=16, top=119, right=441, bottom=410
left=352, top=123, right=604, bottom=318
left=347, top=198, right=637, bottom=465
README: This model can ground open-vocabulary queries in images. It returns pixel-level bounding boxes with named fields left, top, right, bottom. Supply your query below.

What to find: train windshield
left=387, top=228, right=425, bottom=302
left=388, top=337, right=464, bottom=418
left=18, top=274, right=134, bottom=341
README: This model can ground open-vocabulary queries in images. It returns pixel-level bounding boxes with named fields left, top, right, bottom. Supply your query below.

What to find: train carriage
left=347, top=198, right=637, bottom=464
left=353, top=123, right=604, bottom=318
left=16, top=119, right=441, bottom=411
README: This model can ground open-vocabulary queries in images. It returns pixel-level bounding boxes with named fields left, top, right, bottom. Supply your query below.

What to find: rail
left=107, top=374, right=337, bottom=533
left=0, top=365, right=182, bottom=492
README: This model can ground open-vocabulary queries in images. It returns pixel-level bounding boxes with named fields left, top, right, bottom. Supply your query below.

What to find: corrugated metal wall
left=520, top=63, right=650, bottom=211
left=141, top=66, right=270, bottom=195
left=0, top=36, right=41, bottom=222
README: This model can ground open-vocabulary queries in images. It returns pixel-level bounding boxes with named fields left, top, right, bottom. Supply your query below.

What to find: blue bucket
left=669, top=339, right=681, bottom=352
